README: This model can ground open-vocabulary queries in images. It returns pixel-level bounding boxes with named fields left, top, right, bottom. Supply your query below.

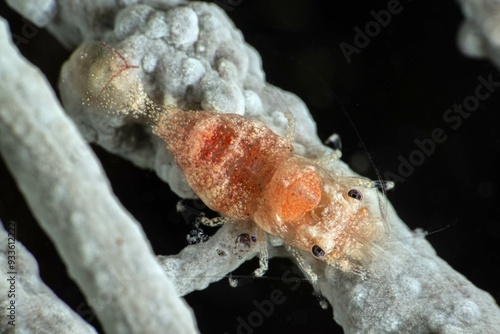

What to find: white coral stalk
left=0, top=19, right=198, bottom=334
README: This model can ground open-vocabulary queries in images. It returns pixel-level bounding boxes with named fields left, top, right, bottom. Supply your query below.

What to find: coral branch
left=0, top=18, right=197, bottom=334
left=317, top=207, right=500, bottom=333
left=456, top=0, right=500, bottom=69
left=0, top=220, right=98, bottom=333
left=157, top=220, right=289, bottom=296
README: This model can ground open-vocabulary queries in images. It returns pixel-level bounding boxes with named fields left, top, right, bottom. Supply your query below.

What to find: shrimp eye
left=348, top=189, right=362, bottom=200
left=312, top=245, right=325, bottom=258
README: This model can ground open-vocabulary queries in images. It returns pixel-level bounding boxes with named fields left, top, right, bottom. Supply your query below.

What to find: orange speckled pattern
left=153, top=106, right=387, bottom=271
left=154, top=110, right=293, bottom=220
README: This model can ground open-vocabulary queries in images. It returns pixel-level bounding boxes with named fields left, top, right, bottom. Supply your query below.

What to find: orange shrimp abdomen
left=154, top=111, right=293, bottom=219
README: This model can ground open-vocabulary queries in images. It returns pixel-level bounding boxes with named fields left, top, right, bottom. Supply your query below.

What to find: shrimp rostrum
left=70, top=41, right=393, bottom=280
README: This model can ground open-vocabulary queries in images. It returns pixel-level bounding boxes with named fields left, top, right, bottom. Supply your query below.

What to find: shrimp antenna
left=287, top=60, right=394, bottom=232
left=331, top=90, right=393, bottom=227
left=422, top=218, right=459, bottom=237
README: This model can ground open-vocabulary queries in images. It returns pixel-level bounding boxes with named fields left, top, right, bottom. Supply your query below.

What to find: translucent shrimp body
left=73, top=41, right=389, bottom=275
left=152, top=107, right=385, bottom=272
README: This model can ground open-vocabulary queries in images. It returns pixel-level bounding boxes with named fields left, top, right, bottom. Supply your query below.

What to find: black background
left=1, top=0, right=499, bottom=333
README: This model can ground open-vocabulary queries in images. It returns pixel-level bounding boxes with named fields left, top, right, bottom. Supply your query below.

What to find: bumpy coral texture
left=60, top=2, right=322, bottom=199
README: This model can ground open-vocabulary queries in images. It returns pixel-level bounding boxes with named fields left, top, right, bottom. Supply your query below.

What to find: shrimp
left=71, top=41, right=394, bottom=280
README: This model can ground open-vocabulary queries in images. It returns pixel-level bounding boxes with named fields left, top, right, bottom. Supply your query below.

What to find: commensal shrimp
left=72, top=42, right=393, bottom=280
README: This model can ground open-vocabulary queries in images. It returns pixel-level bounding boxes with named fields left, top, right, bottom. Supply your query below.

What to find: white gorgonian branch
left=0, top=18, right=197, bottom=333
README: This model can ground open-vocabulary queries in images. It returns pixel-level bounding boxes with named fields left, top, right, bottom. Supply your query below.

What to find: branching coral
left=0, top=19, right=197, bottom=333
left=1, top=1, right=500, bottom=333
left=457, top=0, right=500, bottom=67
left=0, top=220, right=98, bottom=334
